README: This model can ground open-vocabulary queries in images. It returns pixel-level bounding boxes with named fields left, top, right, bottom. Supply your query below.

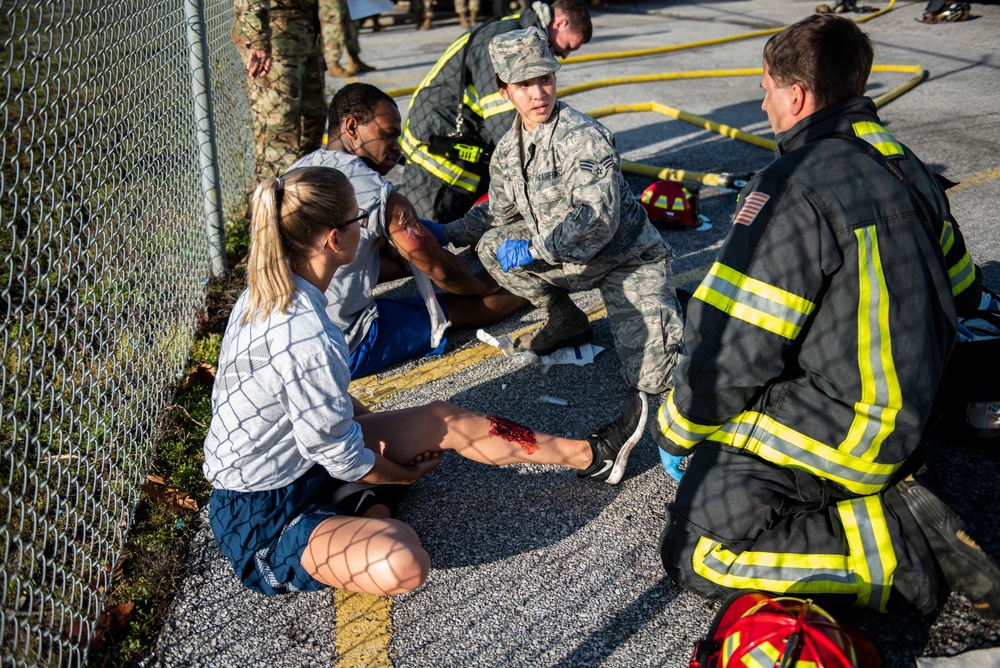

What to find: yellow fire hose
left=559, top=0, right=896, bottom=65
left=382, top=0, right=925, bottom=189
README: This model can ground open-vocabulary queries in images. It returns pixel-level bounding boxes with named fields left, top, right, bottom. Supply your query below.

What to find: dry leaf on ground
left=141, top=475, right=198, bottom=512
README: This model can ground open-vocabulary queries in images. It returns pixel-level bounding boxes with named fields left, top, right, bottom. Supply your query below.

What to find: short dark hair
left=763, top=14, right=873, bottom=108
left=327, top=83, right=397, bottom=136
left=552, top=0, right=592, bottom=43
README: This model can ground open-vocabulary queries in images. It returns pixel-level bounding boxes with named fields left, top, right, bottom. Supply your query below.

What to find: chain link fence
left=1, top=1, right=253, bottom=664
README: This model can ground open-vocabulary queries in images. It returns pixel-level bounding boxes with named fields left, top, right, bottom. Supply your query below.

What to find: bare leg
left=441, top=290, right=529, bottom=328
left=301, top=515, right=430, bottom=595
left=355, top=401, right=592, bottom=470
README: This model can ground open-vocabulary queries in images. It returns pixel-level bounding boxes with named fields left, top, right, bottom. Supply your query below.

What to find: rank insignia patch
left=580, top=156, right=615, bottom=179
left=734, top=191, right=769, bottom=226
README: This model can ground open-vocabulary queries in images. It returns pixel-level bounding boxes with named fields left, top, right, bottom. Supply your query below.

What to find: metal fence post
left=185, top=0, right=229, bottom=280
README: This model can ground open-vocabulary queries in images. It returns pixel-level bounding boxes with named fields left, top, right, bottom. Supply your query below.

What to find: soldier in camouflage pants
left=411, top=0, right=434, bottom=30
left=318, top=0, right=373, bottom=77
left=455, top=0, right=479, bottom=27
left=479, top=225, right=683, bottom=395
left=233, top=0, right=327, bottom=181
left=446, top=28, right=684, bottom=394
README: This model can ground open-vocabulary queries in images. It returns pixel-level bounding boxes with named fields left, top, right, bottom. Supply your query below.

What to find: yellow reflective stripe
left=746, top=643, right=778, bottom=668
left=746, top=643, right=818, bottom=668
left=399, top=125, right=480, bottom=192
left=400, top=33, right=481, bottom=192
left=839, top=499, right=873, bottom=608
left=479, top=91, right=514, bottom=118
left=839, top=227, right=901, bottom=461
left=853, top=121, right=903, bottom=157
left=837, top=496, right=896, bottom=612
left=950, top=248, right=976, bottom=295
left=707, top=412, right=899, bottom=495
left=412, top=33, right=469, bottom=94
left=723, top=632, right=738, bottom=666
left=936, top=218, right=976, bottom=299
left=693, top=262, right=815, bottom=340
left=692, top=536, right=856, bottom=595
left=655, top=390, right=720, bottom=451
left=742, top=645, right=778, bottom=668
left=743, top=641, right=817, bottom=668
left=939, top=218, right=955, bottom=255
left=462, top=85, right=484, bottom=116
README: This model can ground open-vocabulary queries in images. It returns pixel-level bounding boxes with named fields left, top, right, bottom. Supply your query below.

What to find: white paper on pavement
left=539, top=342, right=605, bottom=374
left=476, top=329, right=604, bottom=370
left=346, top=0, right=393, bottom=20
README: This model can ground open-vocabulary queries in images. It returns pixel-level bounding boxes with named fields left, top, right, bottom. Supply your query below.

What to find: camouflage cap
left=489, top=27, right=560, bottom=84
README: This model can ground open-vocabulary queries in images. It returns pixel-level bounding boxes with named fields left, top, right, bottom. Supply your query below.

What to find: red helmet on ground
left=640, top=180, right=701, bottom=229
left=689, top=592, right=881, bottom=668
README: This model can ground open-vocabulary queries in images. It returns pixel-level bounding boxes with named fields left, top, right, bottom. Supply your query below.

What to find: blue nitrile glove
left=659, top=448, right=686, bottom=482
left=420, top=219, right=448, bottom=246
left=496, top=240, right=533, bottom=272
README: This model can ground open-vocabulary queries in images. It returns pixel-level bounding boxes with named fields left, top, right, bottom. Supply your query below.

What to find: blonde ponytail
left=244, top=178, right=294, bottom=323
left=242, top=167, right=355, bottom=324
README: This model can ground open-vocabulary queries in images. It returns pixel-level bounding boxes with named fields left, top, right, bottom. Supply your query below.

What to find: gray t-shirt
left=289, top=150, right=391, bottom=352
left=203, top=275, right=375, bottom=492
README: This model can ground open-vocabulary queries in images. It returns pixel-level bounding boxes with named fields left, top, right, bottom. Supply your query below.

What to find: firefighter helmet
left=689, top=592, right=881, bottom=668
left=921, top=0, right=971, bottom=22
left=640, top=181, right=701, bottom=229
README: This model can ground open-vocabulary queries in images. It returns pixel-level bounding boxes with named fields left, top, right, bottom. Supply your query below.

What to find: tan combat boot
left=328, top=62, right=349, bottom=78
left=458, top=11, right=469, bottom=27
left=347, top=58, right=376, bottom=74
left=469, top=10, right=478, bottom=24
left=515, top=295, right=593, bottom=355
left=418, top=16, right=432, bottom=30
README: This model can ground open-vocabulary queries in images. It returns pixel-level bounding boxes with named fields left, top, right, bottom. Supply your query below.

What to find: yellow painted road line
left=335, top=590, right=393, bottom=667
left=948, top=165, right=1000, bottom=195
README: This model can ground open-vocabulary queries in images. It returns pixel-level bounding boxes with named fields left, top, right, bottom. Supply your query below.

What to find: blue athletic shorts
left=209, top=466, right=344, bottom=595
left=349, top=295, right=448, bottom=379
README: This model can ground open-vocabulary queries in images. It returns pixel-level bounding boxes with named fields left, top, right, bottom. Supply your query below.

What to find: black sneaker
left=333, top=482, right=407, bottom=518
left=896, top=475, right=1000, bottom=619
left=578, top=392, right=649, bottom=485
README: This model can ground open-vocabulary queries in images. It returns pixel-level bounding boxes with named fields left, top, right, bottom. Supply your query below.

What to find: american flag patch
left=733, top=192, right=770, bottom=226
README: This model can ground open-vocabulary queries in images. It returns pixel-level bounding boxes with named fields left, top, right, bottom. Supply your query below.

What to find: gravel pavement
left=153, top=2, right=1000, bottom=665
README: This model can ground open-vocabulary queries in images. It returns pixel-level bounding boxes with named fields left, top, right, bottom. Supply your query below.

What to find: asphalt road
left=152, top=1, right=1000, bottom=665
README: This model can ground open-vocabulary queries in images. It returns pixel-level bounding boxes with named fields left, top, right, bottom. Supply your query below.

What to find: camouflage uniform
left=411, top=0, right=434, bottom=27
left=233, top=0, right=327, bottom=180
left=318, top=0, right=360, bottom=68
left=449, top=101, right=685, bottom=394
left=454, top=0, right=480, bottom=15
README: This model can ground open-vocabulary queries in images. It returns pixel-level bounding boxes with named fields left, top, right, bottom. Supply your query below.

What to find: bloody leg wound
left=487, top=415, right=539, bottom=455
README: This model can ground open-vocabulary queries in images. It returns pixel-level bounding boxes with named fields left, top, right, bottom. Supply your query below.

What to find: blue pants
left=349, top=295, right=449, bottom=379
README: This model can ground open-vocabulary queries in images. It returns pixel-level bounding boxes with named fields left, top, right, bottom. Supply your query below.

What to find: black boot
left=895, top=475, right=1000, bottom=619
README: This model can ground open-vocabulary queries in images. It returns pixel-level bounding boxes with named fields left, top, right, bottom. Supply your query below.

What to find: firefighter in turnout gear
left=654, top=15, right=1000, bottom=620
left=398, top=0, right=592, bottom=225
